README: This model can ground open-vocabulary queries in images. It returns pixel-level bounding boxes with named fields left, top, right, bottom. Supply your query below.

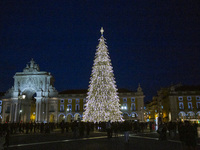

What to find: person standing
left=0, top=132, right=5, bottom=150
left=123, top=121, right=130, bottom=143
left=86, top=122, right=90, bottom=137
left=106, top=120, right=112, bottom=138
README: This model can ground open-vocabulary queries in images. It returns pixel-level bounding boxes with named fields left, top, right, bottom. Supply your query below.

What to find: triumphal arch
left=2, top=59, right=58, bottom=123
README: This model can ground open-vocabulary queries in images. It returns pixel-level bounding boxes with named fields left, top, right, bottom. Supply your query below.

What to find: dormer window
left=178, top=96, right=183, bottom=101
left=76, top=99, right=80, bottom=103
left=123, top=98, right=127, bottom=102
left=187, top=96, right=192, bottom=101
left=131, top=97, right=135, bottom=102
left=68, top=99, right=72, bottom=103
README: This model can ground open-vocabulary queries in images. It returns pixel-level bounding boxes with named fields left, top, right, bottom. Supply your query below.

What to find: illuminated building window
left=131, top=97, right=135, bottom=102
left=132, top=113, right=137, bottom=118
left=178, top=96, right=183, bottom=101
left=179, top=102, right=184, bottom=110
left=196, top=96, right=200, bottom=101
left=67, top=104, right=72, bottom=112
left=121, top=103, right=127, bottom=110
left=188, top=102, right=192, bottom=110
left=187, top=96, right=192, bottom=101
left=196, top=102, right=200, bottom=109
left=83, top=98, right=86, bottom=103
left=76, top=99, right=80, bottom=103
left=60, top=105, right=64, bottom=112
left=123, top=98, right=127, bottom=102
left=0, top=100, right=2, bottom=105
left=60, top=99, right=64, bottom=103
left=68, top=99, right=72, bottom=103
left=75, top=104, right=80, bottom=111
left=0, top=106, right=1, bottom=113
left=131, top=103, right=136, bottom=110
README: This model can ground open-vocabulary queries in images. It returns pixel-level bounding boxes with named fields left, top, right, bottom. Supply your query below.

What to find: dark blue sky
left=0, top=0, right=200, bottom=101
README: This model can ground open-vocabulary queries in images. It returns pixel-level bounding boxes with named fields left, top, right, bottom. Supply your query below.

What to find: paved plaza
left=7, top=131, right=200, bottom=150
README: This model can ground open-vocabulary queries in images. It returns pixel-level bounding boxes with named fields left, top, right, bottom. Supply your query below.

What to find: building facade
left=0, top=59, right=145, bottom=123
left=146, top=84, right=200, bottom=123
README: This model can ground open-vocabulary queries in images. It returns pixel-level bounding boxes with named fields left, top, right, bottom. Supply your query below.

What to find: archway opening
left=123, top=113, right=129, bottom=120
left=49, top=114, right=55, bottom=122
left=74, top=113, right=81, bottom=121
left=66, top=114, right=72, bottom=122
left=20, top=90, right=36, bottom=123
left=58, top=114, right=65, bottom=123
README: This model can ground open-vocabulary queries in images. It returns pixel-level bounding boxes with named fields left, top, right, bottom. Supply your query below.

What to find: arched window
left=121, top=103, right=127, bottom=110
left=75, top=104, right=80, bottom=111
left=67, top=104, right=72, bottom=112
left=131, top=103, right=136, bottom=111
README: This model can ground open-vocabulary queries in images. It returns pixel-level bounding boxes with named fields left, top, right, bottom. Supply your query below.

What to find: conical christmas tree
left=83, top=28, right=123, bottom=123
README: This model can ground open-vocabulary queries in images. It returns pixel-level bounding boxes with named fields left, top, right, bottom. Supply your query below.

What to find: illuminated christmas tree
left=83, top=27, right=123, bottom=123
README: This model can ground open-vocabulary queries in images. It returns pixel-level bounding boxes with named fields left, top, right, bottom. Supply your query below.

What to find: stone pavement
left=6, top=131, right=200, bottom=150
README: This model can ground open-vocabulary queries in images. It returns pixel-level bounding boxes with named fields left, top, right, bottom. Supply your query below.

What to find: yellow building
left=147, top=84, right=200, bottom=123
left=56, top=85, right=145, bottom=122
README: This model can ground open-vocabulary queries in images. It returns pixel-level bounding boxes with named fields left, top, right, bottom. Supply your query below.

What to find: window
left=196, top=96, right=200, bottom=101
left=132, top=113, right=136, bottom=118
left=83, top=98, right=86, bottom=103
left=123, top=98, right=127, bottom=102
left=60, top=99, right=64, bottom=103
left=179, top=102, right=184, bottom=109
left=0, top=100, right=2, bottom=105
left=67, top=104, right=72, bottom=112
left=187, top=96, right=192, bottom=101
left=178, top=96, right=183, bottom=101
left=68, top=99, right=72, bottom=103
left=121, top=103, right=127, bottom=110
left=131, top=103, right=136, bottom=111
left=161, top=106, right=163, bottom=109
left=76, top=99, right=80, bottom=103
left=155, top=110, right=157, bottom=112
left=197, top=102, right=200, bottom=109
left=75, top=104, right=80, bottom=111
left=60, top=105, right=64, bottom=112
left=0, top=106, right=2, bottom=113
left=188, top=102, right=192, bottom=110
left=131, top=97, right=135, bottom=102
left=50, top=105, right=54, bottom=112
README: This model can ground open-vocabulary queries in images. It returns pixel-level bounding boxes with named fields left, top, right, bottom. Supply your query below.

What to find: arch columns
left=35, top=97, right=49, bottom=123
left=36, top=97, right=43, bottom=122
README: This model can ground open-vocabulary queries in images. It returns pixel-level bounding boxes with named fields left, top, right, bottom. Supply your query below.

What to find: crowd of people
left=0, top=120, right=199, bottom=149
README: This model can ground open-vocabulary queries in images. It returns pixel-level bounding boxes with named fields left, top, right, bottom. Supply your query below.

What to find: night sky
left=0, top=1, right=200, bottom=101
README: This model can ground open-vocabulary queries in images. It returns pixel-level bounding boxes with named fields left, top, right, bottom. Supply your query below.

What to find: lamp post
left=18, top=94, right=26, bottom=123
